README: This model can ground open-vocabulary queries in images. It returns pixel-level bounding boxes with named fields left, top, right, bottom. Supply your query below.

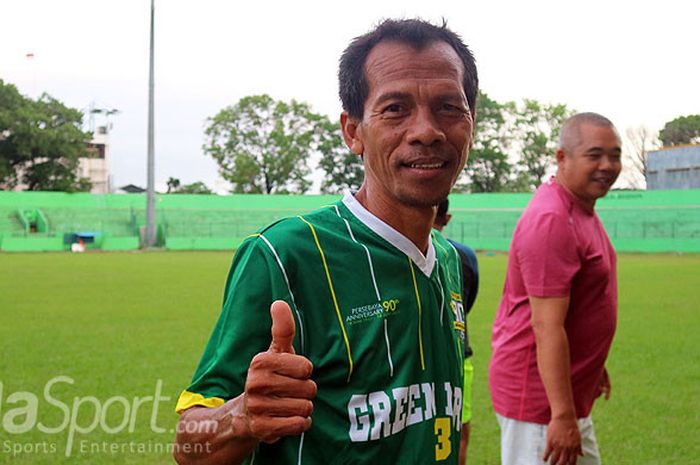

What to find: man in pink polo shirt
left=489, top=113, right=621, bottom=465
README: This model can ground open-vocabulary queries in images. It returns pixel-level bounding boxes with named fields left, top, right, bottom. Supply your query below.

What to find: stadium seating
left=1, top=190, right=698, bottom=253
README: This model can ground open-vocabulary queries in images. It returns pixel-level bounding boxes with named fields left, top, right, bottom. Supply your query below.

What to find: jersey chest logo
left=346, top=298, right=401, bottom=326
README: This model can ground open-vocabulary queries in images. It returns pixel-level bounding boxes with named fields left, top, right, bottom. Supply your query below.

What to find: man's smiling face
left=342, top=40, right=474, bottom=209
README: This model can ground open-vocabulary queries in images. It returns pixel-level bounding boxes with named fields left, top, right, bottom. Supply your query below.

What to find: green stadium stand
left=0, top=189, right=698, bottom=253
left=443, top=189, right=700, bottom=253
left=17, top=208, right=49, bottom=233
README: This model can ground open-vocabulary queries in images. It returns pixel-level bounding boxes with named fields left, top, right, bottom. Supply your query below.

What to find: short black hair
left=338, top=18, right=479, bottom=121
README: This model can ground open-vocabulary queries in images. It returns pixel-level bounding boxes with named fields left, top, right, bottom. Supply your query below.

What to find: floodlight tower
left=88, top=102, right=120, bottom=133
left=86, top=103, right=120, bottom=194
left=144, top=0, right=157, bottom=248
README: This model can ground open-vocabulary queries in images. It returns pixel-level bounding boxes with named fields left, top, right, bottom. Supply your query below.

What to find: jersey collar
left=342, top=192, right=436, bottom=277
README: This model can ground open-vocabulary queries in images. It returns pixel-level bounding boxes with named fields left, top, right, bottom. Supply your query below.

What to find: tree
left=659, top=114, right=700, bottom=146
left=459, top=93, right=573, bottom=193
left=458, top=92, right=516, bottom=193
left=623, top=126, right=659, bottom=189
left=165, top=177, right=213, bottom=194
left=511, top=99, right=572, bottom=191
left=204, top=94, right=333, bottom=194
left=166, top=176, right=181, bottom=193
left=0, top=79, right=92, bottom=191
left=175, top=181, right=213, bottom=194
left=318, top=119, right=364, bottom=194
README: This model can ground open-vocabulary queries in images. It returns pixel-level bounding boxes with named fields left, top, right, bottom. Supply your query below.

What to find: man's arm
left=594, top=366, right=611, bottom=401
left=458, top=422, right=470, bottom=465
left=173, top=399, right=256, bottom=465
left=530, top=295, right=582, bottom=465
left=174, top=301, right=317, bottom=465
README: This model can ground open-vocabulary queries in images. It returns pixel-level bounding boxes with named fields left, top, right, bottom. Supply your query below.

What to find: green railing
left=16, top=208, right=49, bottom=234
left=1, top=190, right=698, bottom=253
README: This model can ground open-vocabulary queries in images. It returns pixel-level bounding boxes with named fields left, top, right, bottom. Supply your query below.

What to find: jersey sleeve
left=176, top=235, right=295, bottom=413
left=514, top=211, right=581, bottom=298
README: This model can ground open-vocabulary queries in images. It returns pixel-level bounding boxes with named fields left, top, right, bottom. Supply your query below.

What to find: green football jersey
left=177, top=194, right=466, bottom=464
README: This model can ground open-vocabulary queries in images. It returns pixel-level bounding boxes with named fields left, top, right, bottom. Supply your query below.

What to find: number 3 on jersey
left=434, top=417, right=451, bottom=460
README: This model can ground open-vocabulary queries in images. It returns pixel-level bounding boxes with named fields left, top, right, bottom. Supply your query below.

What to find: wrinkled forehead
left=364, top=40, right=465, bottom=88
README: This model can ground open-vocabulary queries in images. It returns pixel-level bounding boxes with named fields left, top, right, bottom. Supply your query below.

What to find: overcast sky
left=1, top=0, right=698, bottom=192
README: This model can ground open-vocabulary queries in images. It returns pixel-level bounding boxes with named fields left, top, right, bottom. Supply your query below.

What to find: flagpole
left=145, top=0, right=156, bottom=248
left=25, top=52, right=37, bottom=97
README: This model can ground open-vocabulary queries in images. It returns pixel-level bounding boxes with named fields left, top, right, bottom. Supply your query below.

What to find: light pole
left=88, top=103, right=120, bottom=133
left=145, top=0, right=156, bottom=248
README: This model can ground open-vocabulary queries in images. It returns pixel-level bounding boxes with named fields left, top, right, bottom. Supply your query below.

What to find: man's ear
left=341, top=112, right=364, bottom=155
left=555, top=148, right=566, bottom=166
left=469, top=108, right=477, bottom=149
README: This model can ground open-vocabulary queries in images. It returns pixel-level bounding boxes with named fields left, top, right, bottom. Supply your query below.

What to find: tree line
left=201, top=93, right=700, bottom=194
left=2, top=78, right=699, bottom=194
left=202, top=92, right=574, bottom=194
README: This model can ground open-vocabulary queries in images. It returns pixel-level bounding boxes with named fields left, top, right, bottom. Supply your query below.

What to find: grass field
left=0, top=251, right=698, bottom=464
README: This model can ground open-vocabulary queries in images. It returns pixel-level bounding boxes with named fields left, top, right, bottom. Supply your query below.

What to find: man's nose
left=599, top=155, right=617, bottom=171
left=406, top=107, right=446, bottom=146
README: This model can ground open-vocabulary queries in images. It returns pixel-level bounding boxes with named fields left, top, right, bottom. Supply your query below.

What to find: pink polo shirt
left=489, top=178, right=617, bottom=424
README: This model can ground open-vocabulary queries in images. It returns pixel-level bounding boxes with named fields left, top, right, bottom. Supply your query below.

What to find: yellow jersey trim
left=298, top=215, right=354, bottom=382
left=408, top=258, right=426, bottom=371
left=175, top=390, right=225, bottom=414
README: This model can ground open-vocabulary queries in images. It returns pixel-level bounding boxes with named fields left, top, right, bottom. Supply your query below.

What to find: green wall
left=1, top=190, right=698, bottom=253
left=443, top=189, right=700, bottom=253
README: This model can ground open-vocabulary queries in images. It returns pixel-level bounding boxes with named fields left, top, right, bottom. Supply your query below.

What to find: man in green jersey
left=174, top=18, right=479, bottom=465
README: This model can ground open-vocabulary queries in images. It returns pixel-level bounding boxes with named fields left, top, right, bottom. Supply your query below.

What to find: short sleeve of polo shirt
left=515, top=211, right=581, bottom=298
left=176, top=236, right=293, bottom=413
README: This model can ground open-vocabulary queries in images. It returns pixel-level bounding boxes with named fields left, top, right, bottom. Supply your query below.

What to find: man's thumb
left=269, top=300, right=296, bottom=354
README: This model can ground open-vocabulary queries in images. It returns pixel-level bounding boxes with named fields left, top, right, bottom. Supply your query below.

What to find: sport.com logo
left=0, top=376, right=214, bottom=457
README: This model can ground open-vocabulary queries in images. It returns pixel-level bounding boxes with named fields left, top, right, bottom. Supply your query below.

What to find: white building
left=78, top=125, right=111, bottom=194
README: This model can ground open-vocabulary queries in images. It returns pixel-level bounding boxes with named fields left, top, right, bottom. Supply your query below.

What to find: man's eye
left=384, top=104, right=403, bottom=113
left=440, top=104, right=466, bottom=115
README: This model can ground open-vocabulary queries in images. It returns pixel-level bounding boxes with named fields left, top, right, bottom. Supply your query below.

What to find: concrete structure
left=78, top=125, right=111, bottom=194
left=647, top=144, right=700, bottom=190
left=2, top=189, right=699, bottom=253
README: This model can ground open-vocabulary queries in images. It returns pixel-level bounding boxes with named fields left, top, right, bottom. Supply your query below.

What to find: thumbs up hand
left=242, top=300, right=316, bottom=444
left=269, top=300, right=298, bottom=354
